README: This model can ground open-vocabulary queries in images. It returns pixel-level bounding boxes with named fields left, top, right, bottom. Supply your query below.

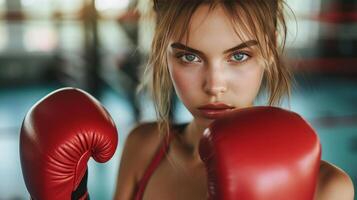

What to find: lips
left=198, top=103, right=235, bottom=119
left=198, top=103, right=235, bottom=110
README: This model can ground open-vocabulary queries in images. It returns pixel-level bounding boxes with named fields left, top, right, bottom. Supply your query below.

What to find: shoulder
left=124, top=122, right=160, bottom=148
left=315, top=160, right=355, bottom=200
left=122, top=122, right=164, bottom=179
left=114, top=122, right=163, bottom=200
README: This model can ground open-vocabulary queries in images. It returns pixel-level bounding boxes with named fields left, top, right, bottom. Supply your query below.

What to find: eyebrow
left=170, top=40, right=258, bottom=56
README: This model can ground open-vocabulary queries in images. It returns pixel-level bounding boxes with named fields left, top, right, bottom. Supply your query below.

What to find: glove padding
left=199, top=106, right=321, bottom=200
left=20, top=87, right=118, bottom=200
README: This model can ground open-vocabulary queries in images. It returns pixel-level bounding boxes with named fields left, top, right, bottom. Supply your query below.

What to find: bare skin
left=114, top=122, right=354, bottom=200
left=114, top=4, right=354, bottom=200
left=141, top=124, right=207, bottom=200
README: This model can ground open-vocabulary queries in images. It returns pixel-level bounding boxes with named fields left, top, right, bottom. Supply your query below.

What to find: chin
left=193, top=116, right=215, bottom=127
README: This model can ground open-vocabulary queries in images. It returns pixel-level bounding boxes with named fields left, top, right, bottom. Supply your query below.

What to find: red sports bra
left=134, top=132, right=174, bottom=200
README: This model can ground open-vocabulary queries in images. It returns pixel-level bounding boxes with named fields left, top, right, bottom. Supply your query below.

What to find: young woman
left=114, top=1, right=354, bottom=199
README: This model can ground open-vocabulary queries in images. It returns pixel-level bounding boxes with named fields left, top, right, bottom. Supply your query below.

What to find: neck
left=180, top=118, right=212, bottom=163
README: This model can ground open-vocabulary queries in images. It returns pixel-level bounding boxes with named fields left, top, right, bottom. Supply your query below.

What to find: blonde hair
left=138, top=0, right=294, bottom=140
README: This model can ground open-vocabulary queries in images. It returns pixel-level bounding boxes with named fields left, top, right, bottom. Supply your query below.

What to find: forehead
left=173, top=4, right=254, bottom=47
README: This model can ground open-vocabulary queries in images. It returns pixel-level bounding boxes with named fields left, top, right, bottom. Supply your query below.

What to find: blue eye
left=177, top=53, right=201, bottom=63
left=231, top=52, right=250, bottom=62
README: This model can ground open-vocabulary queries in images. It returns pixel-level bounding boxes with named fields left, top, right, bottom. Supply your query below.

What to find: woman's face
left=167, top=4, right=265, bottom=125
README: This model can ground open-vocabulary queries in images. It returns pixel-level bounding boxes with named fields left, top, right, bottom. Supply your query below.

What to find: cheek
left=244, top=66, right=264, bottom=90
left=229, top=63, right=265, bottom=102
left=167, top=62, right=201, bottom=103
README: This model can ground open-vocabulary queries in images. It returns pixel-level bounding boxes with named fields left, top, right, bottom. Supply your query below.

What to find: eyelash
left=175, top=51, right=251, bottom=64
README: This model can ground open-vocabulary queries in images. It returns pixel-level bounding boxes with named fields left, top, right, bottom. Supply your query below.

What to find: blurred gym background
left=0, top=0, right=356, bottom=199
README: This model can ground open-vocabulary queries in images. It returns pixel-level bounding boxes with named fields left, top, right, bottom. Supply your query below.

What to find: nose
left=203, top=65, right=227, bottom=96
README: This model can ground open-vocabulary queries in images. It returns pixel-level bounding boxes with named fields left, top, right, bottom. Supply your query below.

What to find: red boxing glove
left=20, top=88, right=118, bottom=200
left=199, top=106, right=321, bottom=200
